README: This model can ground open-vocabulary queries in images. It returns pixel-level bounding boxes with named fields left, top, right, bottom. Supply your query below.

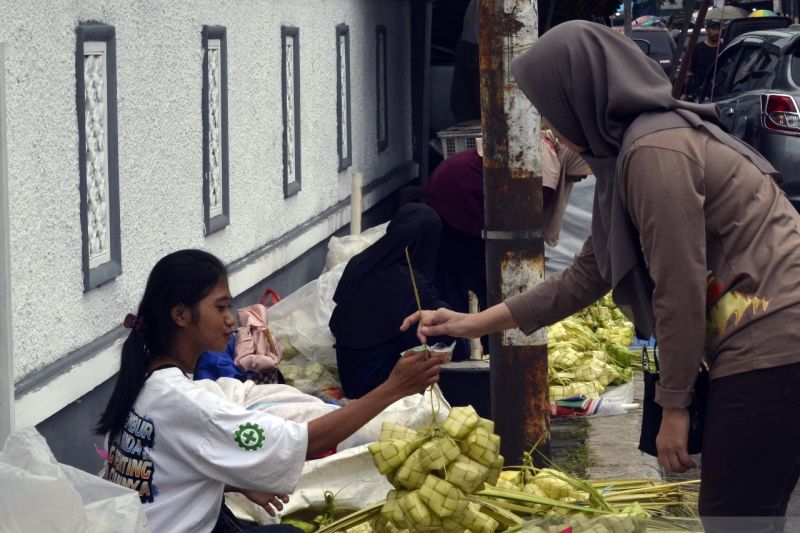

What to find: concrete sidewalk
left=586, top=373, right=661, bottom=481
left=566, top=372, right=800, bottom=531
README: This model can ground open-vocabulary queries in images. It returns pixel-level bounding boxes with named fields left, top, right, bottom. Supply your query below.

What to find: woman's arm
left=400, top=302, right=516, bottom=344
left=305, top=351, right=446, bottom=457
left=402, top=236, right=610, bottom=343
left=505, top=236, right=610, bottom=334
left=622, top=144, right=707, bottom=474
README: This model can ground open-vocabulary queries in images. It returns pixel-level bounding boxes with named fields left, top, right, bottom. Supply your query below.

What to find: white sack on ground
left=0, top=427, right=149, bottom=533
left=266, top=262, right=346, bottom=368
left=323, top=222, right=389, bottom=272
left=224, top=387, right=451, bottom=524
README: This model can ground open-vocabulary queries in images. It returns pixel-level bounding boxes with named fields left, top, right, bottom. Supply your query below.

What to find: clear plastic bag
left=0, top=428, right=149, bottom=532
left=323, top=222, right=388, bottom=272
left=267, top=263, right=346, bottom=369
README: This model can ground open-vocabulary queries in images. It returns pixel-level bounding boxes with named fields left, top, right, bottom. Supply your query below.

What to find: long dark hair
left=96, top=249, right=227, bottom=436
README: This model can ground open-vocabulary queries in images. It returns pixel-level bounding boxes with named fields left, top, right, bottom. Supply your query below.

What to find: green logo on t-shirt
left=235, top=422, right=265, bottom=451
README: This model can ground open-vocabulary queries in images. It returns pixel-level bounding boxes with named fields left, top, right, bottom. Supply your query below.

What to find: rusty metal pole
left=669, top=0, right=697, bottom=85
left=624, top=0, right=633, bottom=37
left=673, top=0, right=711, bottom=98
left=478, top=0, right=548, bottom=465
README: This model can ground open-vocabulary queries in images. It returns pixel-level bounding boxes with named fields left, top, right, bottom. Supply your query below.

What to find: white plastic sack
left=226, top=387, right=451, bottom=524
left=194, top=378, right=340, bottom=423
left=198, top=379, right=450, bottom=453
left=227, top=444, right=388, bottom=526
left=0, top=428, right=149, bottom=533
left=336, top=385, right=451, bottom=450
left=281, top=444, right=391, bottom=517
left=323, top=222, right=388, bottom=272
left=267, top=262, right=346, bottom=368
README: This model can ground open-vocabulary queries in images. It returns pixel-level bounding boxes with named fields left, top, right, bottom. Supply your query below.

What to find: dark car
left=629, top=27, right=677, bottom=77
left=703, top=27, right=800, bottom=210
left=672, top=17, right=789, bottom=74
left=721, top=16, right=792, bottom=49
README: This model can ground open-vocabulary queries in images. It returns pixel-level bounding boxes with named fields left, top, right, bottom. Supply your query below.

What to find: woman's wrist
left=474, top=303, right=516, bottom=337
left=470, top=311, right=490, bottom=338
left=367, top=379, right=403, bottom=408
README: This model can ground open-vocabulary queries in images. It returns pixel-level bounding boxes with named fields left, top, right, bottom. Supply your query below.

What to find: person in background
left=540, top=124, right=592, bottom=273
left=685, top=19, right=721, bottom=101
left=98, top=249, right=445, bottom=533
left=404, top=21, right=800, bottom=532
left=425, top=127, right=590, bottom=323
left=425, top=147, right=487, bottom=320
left=329, top=203, right=468, bottom=399
left=541, top=150, right=596, bottom=274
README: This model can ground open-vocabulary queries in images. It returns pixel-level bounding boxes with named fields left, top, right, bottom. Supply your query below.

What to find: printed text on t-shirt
left=106, top=409, right=158, bottom=503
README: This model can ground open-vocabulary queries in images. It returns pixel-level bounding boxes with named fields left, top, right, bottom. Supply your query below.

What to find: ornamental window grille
left=202, top=26, right=230, bottom=234
left=282, top=26, right=301, bottom=198
left=376, top=25, right=389, bottom=152
left=336, top=23, right=352, bottom=171
left=77, top=23, right=121, bottom=290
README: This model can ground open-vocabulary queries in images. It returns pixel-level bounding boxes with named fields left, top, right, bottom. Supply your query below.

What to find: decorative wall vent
left=336, top=23, right=352, bottom=171
left=282, top=26, right=301, bottom=198
left=376, top=25, right=388, bottom=152
left=76, top=22, right=121, bottom=291
left=202, top=26, right=230, bottom=234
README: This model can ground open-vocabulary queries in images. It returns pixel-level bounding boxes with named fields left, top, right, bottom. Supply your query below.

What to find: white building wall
left=0, top=0, right=412, bottom=387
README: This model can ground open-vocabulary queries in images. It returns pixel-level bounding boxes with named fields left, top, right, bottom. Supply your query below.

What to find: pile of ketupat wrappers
left=368, top=405, right=503, bottom=532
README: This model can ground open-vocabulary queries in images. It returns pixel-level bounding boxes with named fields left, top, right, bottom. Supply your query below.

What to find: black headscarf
left=330, top=203, right=443, bottom=348
left=511, top=20, right=777, bottom=336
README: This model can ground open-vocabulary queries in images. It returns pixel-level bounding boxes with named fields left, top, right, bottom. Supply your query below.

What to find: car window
left=742, top=46, right=780, bottom=91
left=632, top=31, right=674, bottom=56
left=728, top=45, right=762, bottom=94
left=709, top=46, right=742, bottom=98
left=791, top=48, right=800, bottom=86
left=732, top=46, right=761, bottom=83
left=729, top=44, right=780, bottom=93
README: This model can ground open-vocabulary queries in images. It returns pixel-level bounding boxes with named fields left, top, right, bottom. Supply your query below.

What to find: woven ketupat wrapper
left=442, top=405, right=480, bottom=439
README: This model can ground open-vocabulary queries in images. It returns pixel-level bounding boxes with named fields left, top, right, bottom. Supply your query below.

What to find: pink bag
left=234, top=304, right=284, bottom=383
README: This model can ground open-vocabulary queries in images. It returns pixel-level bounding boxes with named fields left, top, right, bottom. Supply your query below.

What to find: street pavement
left=581, top=372, right=800, bottom=530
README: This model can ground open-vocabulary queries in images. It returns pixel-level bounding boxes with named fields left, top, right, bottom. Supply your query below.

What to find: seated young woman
left=329, top=203, right=468, bottom=399
left=97, top=249, right=446, bottom=533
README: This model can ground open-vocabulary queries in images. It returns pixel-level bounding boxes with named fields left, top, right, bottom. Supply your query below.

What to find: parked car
left=629, top=27, right=677, bottom=77
left=670, top=17, right=789, bottom=71
left=721, top=16, right=792, bottom=50
left=703, top=26, right=800, bottom=210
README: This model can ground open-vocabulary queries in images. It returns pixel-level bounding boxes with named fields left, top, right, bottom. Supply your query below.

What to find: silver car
left=705, top=27, right=800, bottom=210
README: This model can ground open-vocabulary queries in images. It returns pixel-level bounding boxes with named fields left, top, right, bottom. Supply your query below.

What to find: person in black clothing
left=686, top=19, right=721, bottom=101
left=329, top=204, right=468, bottom=398
left=425, top=148, right=487, bottom=323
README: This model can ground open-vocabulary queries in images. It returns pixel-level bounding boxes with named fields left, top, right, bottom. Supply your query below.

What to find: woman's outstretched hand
left=305, top=350, right=446, bottom=457
left=400, top=308, right=475, bottom=344
left=386, top=350, right=448, bottom=396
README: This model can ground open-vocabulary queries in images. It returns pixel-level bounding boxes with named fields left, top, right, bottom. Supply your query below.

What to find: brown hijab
left=511, top=20, right=777, bottom=336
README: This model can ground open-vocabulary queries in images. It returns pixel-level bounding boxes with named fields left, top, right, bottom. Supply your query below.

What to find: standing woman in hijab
left=330, top=204, right=468, bottom=398
left=402, top=20, right=800, bottom=530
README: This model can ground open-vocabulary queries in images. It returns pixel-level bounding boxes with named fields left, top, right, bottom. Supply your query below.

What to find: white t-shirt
left=105, top=367, right=308, bottom=533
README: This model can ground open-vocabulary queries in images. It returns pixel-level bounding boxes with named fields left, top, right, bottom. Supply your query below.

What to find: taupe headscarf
left=512, top=20, right=777, bottom=336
